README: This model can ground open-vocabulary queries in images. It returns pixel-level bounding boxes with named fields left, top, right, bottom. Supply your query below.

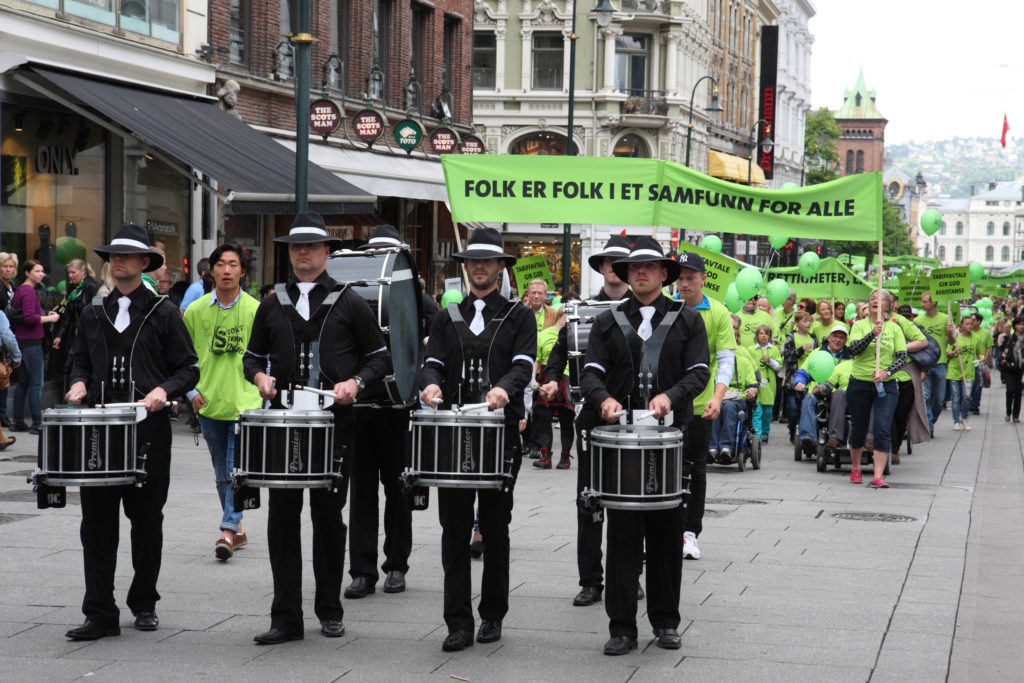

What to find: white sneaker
left=953, top=422, right=961, bottom=431
left=963, top=421, right=971, bottom=431
left=683, top=531, right=701, bottom=560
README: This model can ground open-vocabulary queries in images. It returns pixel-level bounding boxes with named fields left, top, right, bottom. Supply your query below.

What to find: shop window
left=473, top=32, right=497, bottom=90
left=612, top=134, right=649, bottom=158
left=230, top=0, right=249, bottom=66
left=509, top=132, right=577, bottom=156
left=532, top=33, right=564, bottom=90
left=615, top=34, right=650, bottom=96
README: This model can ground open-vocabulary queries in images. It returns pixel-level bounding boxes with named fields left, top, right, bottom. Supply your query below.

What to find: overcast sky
left=809, top=2, right=1022, bottom=146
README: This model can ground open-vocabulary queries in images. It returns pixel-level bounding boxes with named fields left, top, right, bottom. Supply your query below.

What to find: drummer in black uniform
left=243, top=212, right=391, bottom=644
left=541, top=234, right=631, bottom=607
left=580, top=237, right=710, bottom=655
left=345, top=225, right=414, bottom=599
left=64, top=224, right=199, bottom=640
left=419, top=227, right=536, bottom=652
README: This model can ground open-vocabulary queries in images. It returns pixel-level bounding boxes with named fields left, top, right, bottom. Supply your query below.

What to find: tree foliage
left=837, top=197, right=915, bottom=261
left=804, top=108, right=842, bottom=186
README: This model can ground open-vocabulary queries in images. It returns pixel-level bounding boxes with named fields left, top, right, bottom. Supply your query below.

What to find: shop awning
left=10, top=65, right=377, bottom=215
left=278, top=140, right=448, bottom=202
left=708, top=150, right=766, bottom=185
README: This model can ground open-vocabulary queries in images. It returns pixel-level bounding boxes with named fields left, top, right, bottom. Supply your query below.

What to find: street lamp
left=747, top=118, right=773, bottom=185
left=684, top=76, right=722, bottom=167
left=561, top=0, right=616, bottom=295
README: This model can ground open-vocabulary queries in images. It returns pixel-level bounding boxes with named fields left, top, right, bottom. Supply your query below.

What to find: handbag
left=908, top=324, right=940, bottom=372
left=0, top=359, right=12, bottom=390
left=4, top=302, right=22, bottom=325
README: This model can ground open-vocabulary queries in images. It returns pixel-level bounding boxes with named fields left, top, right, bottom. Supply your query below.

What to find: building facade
left=768, top=0, right=813, bottom=187
left=927, top=181, right=1024, bottom=269
left=834, top=68, right=886, bottom=177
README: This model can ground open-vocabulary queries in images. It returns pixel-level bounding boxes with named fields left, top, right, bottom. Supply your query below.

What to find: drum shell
left=37, top=408, right=139, bottom=487
left=589, top=424, right=686, bottom=510
left=236, top=409, right=336, bottom=488
left=408, top=409, right=506, bottom=489
left=566, top=302, right=615, bottom=398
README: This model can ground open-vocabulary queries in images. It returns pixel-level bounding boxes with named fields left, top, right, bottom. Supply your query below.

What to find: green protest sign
left=677, top=242, right=737, bottom=302
left=929, top=267, right=971, bottom=303
left=765, top=257, right=874, bottom=301
left=511, top=255, right=554, bottom=296
left=975, top=269, right=1024, bottom=286
left=442, top=155, right=883, bottom=241
left=898, top=274, right=931, bottom=303
left=977, top=285, right=1007, bottom=297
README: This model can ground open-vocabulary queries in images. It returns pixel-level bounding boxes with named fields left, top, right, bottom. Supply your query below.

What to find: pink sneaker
left=870, top=478, right=890, bottom=488
left=850, top=469, right=862, bottom=484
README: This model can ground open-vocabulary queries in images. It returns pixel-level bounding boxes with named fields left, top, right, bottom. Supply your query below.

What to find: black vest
left=91, top=295, right=165, bottom=402
left=445, top=300, right=518, bottom=406
left=610, top=300, right=682, bottom=411
left=273, top=283, right=346, bottom=391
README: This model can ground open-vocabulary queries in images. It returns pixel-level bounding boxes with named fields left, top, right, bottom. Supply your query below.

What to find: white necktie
left=114, top=296, right=131, bottom=333
left=637, top=306, right=656, bottom=341
left=296, top=282, right=316, bottom=321
left=469, top=299, right=486, bottom=335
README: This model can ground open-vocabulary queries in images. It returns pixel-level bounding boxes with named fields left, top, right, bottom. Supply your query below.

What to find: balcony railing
left=619, top=89, right=668, bottom=116
left=618, top=0, right=662, bottom=11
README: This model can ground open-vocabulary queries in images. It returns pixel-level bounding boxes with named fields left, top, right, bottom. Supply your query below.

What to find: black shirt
left=242, top=270, right=391, bottom=405
left=420, top=288, right=537, bottom=420
left=70, top=283, right=199, bottom=400
left=580, top=294, right=710, bottom=426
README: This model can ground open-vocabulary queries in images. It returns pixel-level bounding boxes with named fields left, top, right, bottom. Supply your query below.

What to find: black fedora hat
left=273, top=211, right=343, bottom=249
left=587, top=234, right=633, bottom=272
left=94, top=223, right=164, bottom=272
left=611, top=236, right=679, bottom=286
left=359, top=224, right=403, bottom=250
left=452, top=227, right=516, bottom=267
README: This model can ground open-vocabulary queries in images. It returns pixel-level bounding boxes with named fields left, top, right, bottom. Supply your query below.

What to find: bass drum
left=327, top=247, right=423, bottom=406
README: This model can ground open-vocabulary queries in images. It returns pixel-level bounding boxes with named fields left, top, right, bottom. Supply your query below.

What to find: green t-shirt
left=693, top=297, right=737, bottom=414
left=731, top=351, right=757, bottom=392
left=947, top=330, right=983, bottom=382
left=890, top=314, right=926, bottom=382
left=847, top=318, right=907, bottom=383
left=750, top=342, right=782, bottom=405
left=915, top=311, right=948, bottom=364
left=537, top=325, right=568, bottom=376
left=791, top=330, right=817, bottom=372
left=774, top=307, right=796, bottom=340
left=828, top=358, right=853, bottom=391
left=737, top=309, right=773, bottom=348
left=183, top=291, right=264, bottom=421
left=810, top=318, right=848, bottom=342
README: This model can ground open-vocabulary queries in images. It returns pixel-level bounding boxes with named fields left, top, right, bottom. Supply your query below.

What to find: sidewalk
left=0, top=390, right=1021, bottom=681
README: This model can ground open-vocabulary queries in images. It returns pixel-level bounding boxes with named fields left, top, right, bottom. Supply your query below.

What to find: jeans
left=798, top=391, right=848, bottom=442
left=949, top=379, right=974, bottom=425
left=710, top=400, right=742, bottom=452
left=848, top=378, right=899, bottom=453
left=922, top=363, right=947, bottom=429
left=797, top=393, right=820, bottom=441
left=785, top=389, right=803, bottom=438
left=196, top=415, right=242, bottom=532
left=13, top=342, right=43, bottom=425
left=970, top=372, right=983, bottom=411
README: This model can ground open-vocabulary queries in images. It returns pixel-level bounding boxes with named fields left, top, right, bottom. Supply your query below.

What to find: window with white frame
left=532, top=33, right=564, bottom=90
left=615, top=34, right=650, bottom=96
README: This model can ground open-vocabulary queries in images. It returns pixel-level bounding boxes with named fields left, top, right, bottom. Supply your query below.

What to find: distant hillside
left=887, top=137, right=1022, bottom=197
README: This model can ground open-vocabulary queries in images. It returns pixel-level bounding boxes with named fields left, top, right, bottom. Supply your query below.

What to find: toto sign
left=429, top=127, right=458, bottom=154
left=459, top=135, right=485, bottom=154
left=309, top=99, right=341, bottom=140
left=393, top=119, right=423, bottom=154
left=353, top=109, right=384, bottom=146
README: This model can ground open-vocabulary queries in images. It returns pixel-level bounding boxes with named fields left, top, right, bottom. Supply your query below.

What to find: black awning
left=14, top=66, right=376, bottom=215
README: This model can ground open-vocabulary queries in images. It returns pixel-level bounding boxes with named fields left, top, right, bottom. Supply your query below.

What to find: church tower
left=834, top=69, right=887, bottom=175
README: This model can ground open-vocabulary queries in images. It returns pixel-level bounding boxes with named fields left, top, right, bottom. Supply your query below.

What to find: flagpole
left=876, top=239, right=883, bottom=375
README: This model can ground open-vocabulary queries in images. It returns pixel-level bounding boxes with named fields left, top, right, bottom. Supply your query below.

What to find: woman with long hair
left=998, top=317, right=1024, bottom=422
left=10, top=259, right=59, bottom=433
left=52, top=259, right=100, bottom=389
left=0, top=252, right=18, bottom=428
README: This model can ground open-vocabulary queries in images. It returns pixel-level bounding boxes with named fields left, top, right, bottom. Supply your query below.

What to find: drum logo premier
left=87, top=427, right=102, bottom=471
left=288, top=432, right=304, bottom=473
left=645, top=453, right=659, bottom=494
left=461, top=430, right=475, bottom=473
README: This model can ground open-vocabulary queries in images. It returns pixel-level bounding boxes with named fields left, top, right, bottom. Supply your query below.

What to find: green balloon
left=807, top=350, right=836, bottom=383
left=769, top=235, right=789, bottom=250
left=57, top=280, right=67, bottom=293
left=700, top=235, right=722, bottom=254
left=968, top=262, right=985, bottom=282
left=798, top=251, right=821, bottom=278
left=440, top=289, right=464, bottom=308
left=920, top=209, right=942, bottom=236
left=976, top=297, right=993, bottom=309
left=725, top=282, right=744, bottom=313
left=779, top=182, right=799, bottom=191
left=735, top=266, right=762, bottom=302
left=551, top=295, right=562, bottom=308
left=766, top=278, right=790, bottom=307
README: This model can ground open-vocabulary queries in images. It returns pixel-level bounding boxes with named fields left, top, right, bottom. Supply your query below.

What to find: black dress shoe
left=442, top=631, right=474, bottom=652
left=10, top=422, right=27, bottom=432
left=321, top=620, right=345, bottom=637
left=573, top=586, right=603, bottom=606
left=603, top=635, right=638, bottom=656
left=382, top=570, right=406, bottom=593
left=28, top=424, right=42, bottom=436
left=476, top=620, right=502, bottom=643
left=254, top=627, right=304, bottom=644
left=66, top=620, right=120, bottom=640
left=637, top=583, right=645, bottom=600
left=653, top=628, right=681, bottom=649
left=344, top=576, right=375, bottom=599
left=134, top=611, right=159, bottom=631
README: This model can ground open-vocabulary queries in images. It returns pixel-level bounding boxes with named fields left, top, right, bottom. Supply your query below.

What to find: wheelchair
left=709, top=398, right=761, bottom=472
left=793, top=389, right=890, bottom=475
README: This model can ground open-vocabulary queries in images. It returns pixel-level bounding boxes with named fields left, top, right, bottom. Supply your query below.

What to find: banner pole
left=950, top=301, right=969, bottom=399
left=453, top=222, right=470, bottom=291
left=876, top=239, right=883, bottom=374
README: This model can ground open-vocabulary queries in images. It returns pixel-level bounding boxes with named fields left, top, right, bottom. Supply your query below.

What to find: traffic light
left=183, top=256, right=190, bottom=277
left=815, top=245, right=823, bottom=256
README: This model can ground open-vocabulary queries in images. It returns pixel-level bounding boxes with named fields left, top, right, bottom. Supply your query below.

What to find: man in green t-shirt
left=947, top=314, right=984, bottom=430
left=183, top=243, right=263, bottom=561
left=737, top=297, right=773, bottom=348
left=968, top=311, right=992, bottom=415
left=917, top=291, right=948, bottom=433
left=772, top=289, right=797, bottom=342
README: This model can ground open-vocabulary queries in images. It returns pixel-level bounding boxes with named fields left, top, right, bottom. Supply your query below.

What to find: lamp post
left=291, top=0, right=315, bottom=213
left=561, top=0, right=615, bottom=295
left=684, top=76, right=722, bottom=168
left=746, top=118, right=773, bottom=186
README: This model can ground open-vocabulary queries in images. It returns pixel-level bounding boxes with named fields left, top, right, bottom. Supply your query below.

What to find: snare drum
left=32, top=407, right=140, bottom=487
left=326, top=248, right=422, bottom=406
left=234, top=409, right=337, bottom=488
left=407, top=409, right=506, bottom=489
left=585, top=424, right=686, bottom=510
left=565, top=300, right=619, bottom=400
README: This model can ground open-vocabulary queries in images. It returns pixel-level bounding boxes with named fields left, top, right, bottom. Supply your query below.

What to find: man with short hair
left=795, top=325, right=853, bottom=446
left=523, top=278, right=562, bottom=330
left=917, top=291, right=948, bottom=434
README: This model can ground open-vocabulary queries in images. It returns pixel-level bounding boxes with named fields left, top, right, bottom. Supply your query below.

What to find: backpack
left=908, top=324, right=940, bottom=372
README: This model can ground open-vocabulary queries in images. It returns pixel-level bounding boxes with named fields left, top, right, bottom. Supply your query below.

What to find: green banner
left=442, top=156, right=884, bottom=241
left=836, top=253, right=867, bottom=269
left=766, top=257, right=875, bottom=300
left=977, top=285, right=1008, bottom=297
left=898, top=274, right=931, bottom=303
left=976, top=269, right=1024, bottom=286
left=930, top=266, right=971, bottom=303
left=677, top=242, right=737, bottom=302
left=511, top=255, right=554, bottom=296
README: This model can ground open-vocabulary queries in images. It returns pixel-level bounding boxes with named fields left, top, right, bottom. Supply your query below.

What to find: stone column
left=600, top=27, right=622, bottom=92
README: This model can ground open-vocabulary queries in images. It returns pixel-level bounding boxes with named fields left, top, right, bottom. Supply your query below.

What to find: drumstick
left=100, top=401, right=179, bottom=408
left=610, top=410, right=627, bottom=419
left=430, top=397, right=443, bottom=408
left=297, top=385, right=338, bottom=399
left=456, top=402, right=491, bottom=413
left=633, top=409, right=655, bottom=422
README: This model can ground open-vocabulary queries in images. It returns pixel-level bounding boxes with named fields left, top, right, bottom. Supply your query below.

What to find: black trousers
left=605, top=506, right=683, bottom=639
left=1005, top=369, right=1024, bottom=419
left=576, top=411, right=604, bottom=589
left=680, top=414, right=709, bottom=536
left=533, top=404, right=575, bottom=453
left=890, top=379, right=915, bottom=455
left=437, top=431, right=521, bottom=634
left=348, top=408, right=412, bottom=582
left=79, top=412, right=171, bottom=625
left=267, top=425, right=351, bottom=631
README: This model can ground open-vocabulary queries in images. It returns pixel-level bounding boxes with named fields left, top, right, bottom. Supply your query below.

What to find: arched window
left=955, top=221, right=963, bottom=235
left=855, top=150, right=864, bottom=173
left=938, top=245, right=946, bottom=260
left=1004, top=221, right=1011, bottom=236
left=986, top=245, right=994, bottom=261
left=509, top=132, right=578, bottom=155
left=939, top=222, right=946, bottom=235
left=1002, top=246, right=1011, bottom=262
left=612, top=134, right=649, bottom=158
left=987, top=221, right=994, bottom=235
left=846, top=150, right=853, bottom=175
left=955, top=246, right=963, bottom=261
